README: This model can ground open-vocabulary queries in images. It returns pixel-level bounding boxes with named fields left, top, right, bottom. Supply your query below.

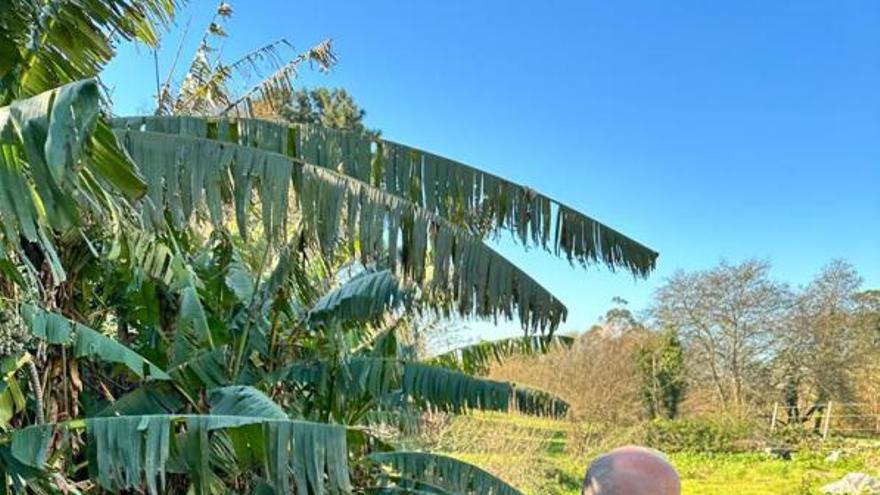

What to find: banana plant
left=0, top=2, right=658, bottom=492
left=4, top=234, right=567, bottom=493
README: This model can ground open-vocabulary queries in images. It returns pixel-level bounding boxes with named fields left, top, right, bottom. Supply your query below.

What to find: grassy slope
left=439, top=413, right=879, bottom=495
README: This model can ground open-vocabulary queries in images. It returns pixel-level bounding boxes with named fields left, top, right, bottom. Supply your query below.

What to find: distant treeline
left=491, top=260, right=880, bottom=428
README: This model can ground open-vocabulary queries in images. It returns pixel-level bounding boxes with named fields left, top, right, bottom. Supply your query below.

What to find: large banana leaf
left=111, top=115, right=659, bottom=277
left=96, top=382, right=186, bottom=417
left=428, top=335, right=574, bottom=376
left=115, top=129, right=567, bottom=332
left=9, top=413, right=351, bottom=495
left=277, top=358, right=568, bottom=419
left=209, top=385, right=287, bottom=420
left=20, top=304, right=169, bottom=380
left=402, top=362, right=568, bottom=418
left=307, top=268, right=409, bottom=326
left=0, top=79, right=146, bottom=282
left=370, top=452, right=521, bottom=495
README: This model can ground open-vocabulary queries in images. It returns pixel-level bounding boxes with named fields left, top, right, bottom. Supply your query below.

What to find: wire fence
left=769, top=401, right=880, bottom=440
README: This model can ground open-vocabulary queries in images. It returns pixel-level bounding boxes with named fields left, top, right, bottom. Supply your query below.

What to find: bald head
left=583, top=446, right=681, bottom=495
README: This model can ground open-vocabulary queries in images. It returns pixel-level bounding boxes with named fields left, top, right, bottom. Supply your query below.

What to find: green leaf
left=171, top=260, right=216, bottom=365
left=10, top=424, right=53, bottom=468
left=277, top=358, right=567, bottom=419
left=308, top=269, right=408, bottom=326
left=170, top=347, right=230, bottom=391
left=428, top=335, right=574, bottom=376
left=0, top=388, right=15, bottom=428
left=112, top=115, right=659, bottom=278
left=209, top=386, right=287, bottom=420
left=369, top=451, right=522, bottom=495
left=4, top=2, right=176, bottom=100
left=0, top=80, right=147, bottom=283
left=115, top=128, right=567, bottom=333
left=225, top=259, right=255, bottom=302
left=20, top=304, right=170, bottom=380
left=12, top=414, right=352, bottom=495
left=402, top=363, right=568, bottom=418
left=96, top=382, right=186, bottom=417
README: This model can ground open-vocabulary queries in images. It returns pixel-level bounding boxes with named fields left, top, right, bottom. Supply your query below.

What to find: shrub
left=639, top=418, right=753, bottom=453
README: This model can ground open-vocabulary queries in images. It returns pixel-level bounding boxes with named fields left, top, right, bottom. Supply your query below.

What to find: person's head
left=582, top=445, right=681, bottom=495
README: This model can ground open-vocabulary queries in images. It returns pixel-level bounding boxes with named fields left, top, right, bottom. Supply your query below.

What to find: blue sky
left=102, top=0, right=880, bottom=339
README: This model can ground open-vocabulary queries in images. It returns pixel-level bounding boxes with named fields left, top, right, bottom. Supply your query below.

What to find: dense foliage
left=636, top=329, right=686, bottom=420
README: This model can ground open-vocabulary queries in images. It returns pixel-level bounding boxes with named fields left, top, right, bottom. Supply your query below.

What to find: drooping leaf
left=428, top=335, right=574, bottom=376
left=3, top=2, right=176, bottom=101
left=12, top=414, right=351, bottom=495
left=111, top=115, right=659, bottom=278
left=276, top=358, right=567, bottom=419
left=308, top=269, right=408, bottom=326
left=114, top=128, right=567, bottom=333
left=402, top=363, right=568, bottom=418
left=0, top=80, right=146, bottom=282
left=20, top=304, right=170, bottom=380
left=401, top=363, right=510, bottom=414
left=370, top=451, right=522, bottom=495
left=209, top=386, right=287, bottom=420
left=10, top=424, right=53, bottom=468
left=513, top=384, right=570, bottom=418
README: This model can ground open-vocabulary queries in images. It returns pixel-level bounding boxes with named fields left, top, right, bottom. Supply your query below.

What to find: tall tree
left=651, top=260, right=790, bottom=415
left=776, top=260, right=866, bottom=424
left=278, top=87, right=375, bottom=134
left=636, top=328, right=686, bottom=420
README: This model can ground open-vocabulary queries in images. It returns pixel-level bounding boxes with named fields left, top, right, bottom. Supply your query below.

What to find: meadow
left=431, top=412, right=880, bottom=495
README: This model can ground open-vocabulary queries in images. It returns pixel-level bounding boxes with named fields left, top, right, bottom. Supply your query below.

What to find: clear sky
left=102, top=0, right=880, bottom=339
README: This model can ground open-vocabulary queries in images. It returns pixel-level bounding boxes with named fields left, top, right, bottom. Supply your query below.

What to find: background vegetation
left=472, top=259, right=880, bottom=493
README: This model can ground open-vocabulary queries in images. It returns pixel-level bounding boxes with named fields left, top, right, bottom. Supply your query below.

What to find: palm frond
left=370, top=451, right=522, bottom=495
left=114, top=128, right=566, bottom=332
left=428, top=335, right=573, bottom=376
left=111, top=115, right=658, bottom=278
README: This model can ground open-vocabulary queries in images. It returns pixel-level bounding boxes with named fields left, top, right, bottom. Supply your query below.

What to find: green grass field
left=435, top=413, right=880, bottom=494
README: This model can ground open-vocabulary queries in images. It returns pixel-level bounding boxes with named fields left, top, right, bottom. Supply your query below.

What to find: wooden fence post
left=875, top=403, right=880, bottom=434
left=822, top=401, right=833, bottom=441
left=770, top=402, right=779, bottom=433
